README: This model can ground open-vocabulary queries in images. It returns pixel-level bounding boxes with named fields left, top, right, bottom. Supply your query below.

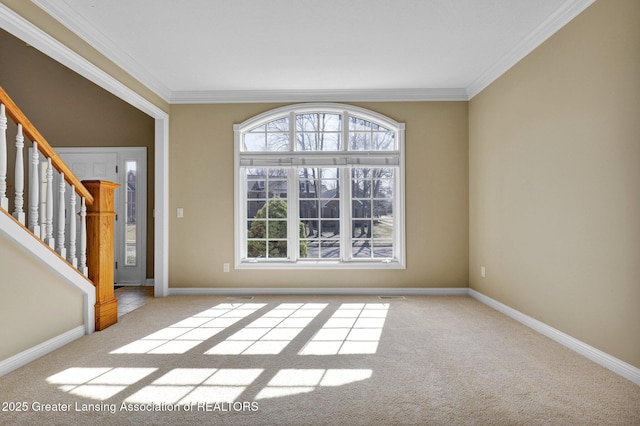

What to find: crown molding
left=27, top=0, right=594, bottom=103
left=467, top=0, right=596, bottom=99
left=170, top=88, right=470, bottom=104
left=31, top=0, right=467, bottom=104
left=32, top=0, right=172, bottom=102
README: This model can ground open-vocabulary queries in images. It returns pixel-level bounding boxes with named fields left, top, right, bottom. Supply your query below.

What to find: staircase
left=0, top=86, right=119, bottom=334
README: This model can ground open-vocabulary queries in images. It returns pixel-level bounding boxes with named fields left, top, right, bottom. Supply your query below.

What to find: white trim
left=168, top=287, right=469, bottom=296
left=0, top=4, right=170, bottom=298
left=234, top=261, right=406, bottom=270
left=469, top=289, right=640, bottom=387
left=31, top=0, right=172, bottom=101
left=154, top=118, right=169, bottom=297
left=238, top=103, right=402, bottom=135
left=397, top=123, right=406, bottom=267
left=171, top=88, right=469, bottom=104
left=0, top=326, right=84, bottom=378
left=467, top=0, right=596, bottom=98
left=0, top=210, right=95, bottom=335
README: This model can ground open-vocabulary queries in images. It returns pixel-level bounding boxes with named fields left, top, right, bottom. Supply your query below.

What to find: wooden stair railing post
left=84, top=180, right=120, bottom=331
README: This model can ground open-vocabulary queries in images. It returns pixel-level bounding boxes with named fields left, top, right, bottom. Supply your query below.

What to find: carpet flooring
left=1, top=295, right=638, bottom=425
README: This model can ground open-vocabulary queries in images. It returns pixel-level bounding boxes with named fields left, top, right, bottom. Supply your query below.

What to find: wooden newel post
left=83, top=180, right=120, bottom=331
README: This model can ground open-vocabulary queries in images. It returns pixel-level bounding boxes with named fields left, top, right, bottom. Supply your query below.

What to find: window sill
left=235, top=259, right=405, bottom=270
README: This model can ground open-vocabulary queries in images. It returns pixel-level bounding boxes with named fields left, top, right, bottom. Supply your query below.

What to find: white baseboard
left=0, top=326, right=85, bottom=378
left=168, top=287, right=469, bottom=296
left=469, top=289, right=640, bottom=387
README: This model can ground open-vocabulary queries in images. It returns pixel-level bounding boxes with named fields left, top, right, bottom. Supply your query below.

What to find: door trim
left=58, top=147, right=147, bottom=286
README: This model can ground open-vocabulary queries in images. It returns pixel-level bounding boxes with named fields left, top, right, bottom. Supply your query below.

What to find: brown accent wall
left=469, top=0, right=640, bottom=368
left=0, top=0, right=167, bottom=111
left=169, top=101, right=469, bottom=288
left=0, top=29, right=155, bottom=279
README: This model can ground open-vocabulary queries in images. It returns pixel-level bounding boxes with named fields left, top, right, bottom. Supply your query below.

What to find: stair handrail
left=0, top=86, right=94, bottom=205
left=0, top=85, right=119, bottom=331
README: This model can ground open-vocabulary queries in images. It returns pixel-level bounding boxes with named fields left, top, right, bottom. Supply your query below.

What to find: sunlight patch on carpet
left=47, top=367, right=157, bottom=401
left=110, top=303, right=266, bottom=354
left=124, top=368, right=264, bottom=404
left=45, top=301, right=389, bottom=404
left=299, top=303, right=388, bottom=355
left=206, top=303, right=328, bottom=355
left=256, top=369, right=372, bottom=400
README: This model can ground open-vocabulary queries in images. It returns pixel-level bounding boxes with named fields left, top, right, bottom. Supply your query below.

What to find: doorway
left=57, top=147, right=147, bottom=286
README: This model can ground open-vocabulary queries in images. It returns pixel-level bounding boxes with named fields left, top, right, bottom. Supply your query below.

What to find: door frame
left=57, top=147, right=148, bottom=286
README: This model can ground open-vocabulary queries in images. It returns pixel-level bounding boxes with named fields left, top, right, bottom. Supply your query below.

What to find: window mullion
left=288, top=165, right=299, bottom=262
left=289, top=111, right=296, bottom=151
left=289, top=112, right=298, bottom=262
left=340, top=111, right=350, bottom=262
left=340, top=166, right=351, bottom=262
left=342, top=111, right=349, bottom=152
left=239, top=168, right=248, bottom=260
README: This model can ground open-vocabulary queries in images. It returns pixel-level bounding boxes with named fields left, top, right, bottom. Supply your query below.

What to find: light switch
left=177, top=207, right=184, bottom=218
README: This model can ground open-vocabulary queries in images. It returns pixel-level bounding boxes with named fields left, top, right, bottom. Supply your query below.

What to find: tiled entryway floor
left=115, top=286, right=154, bottom=317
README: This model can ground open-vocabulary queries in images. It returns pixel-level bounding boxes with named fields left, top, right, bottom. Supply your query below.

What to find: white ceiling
left=33, top=0, right=594, bottom=103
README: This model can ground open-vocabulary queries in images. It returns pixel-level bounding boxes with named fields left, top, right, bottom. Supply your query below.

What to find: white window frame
left=234, top=103, right=405, bottom=269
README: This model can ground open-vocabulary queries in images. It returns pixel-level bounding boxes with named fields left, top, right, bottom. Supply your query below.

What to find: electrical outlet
left=223, top=263, right=230, bottom=273
left=177, top=207, right=184, bottom=218
left=480, top=266, right=486, bottom=278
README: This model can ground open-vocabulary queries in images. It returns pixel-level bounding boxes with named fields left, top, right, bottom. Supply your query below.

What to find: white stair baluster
left=39, top=161, right=47, bottom=239
left=69, top=185, right=77, bottom=268
left=79, top=197, right=88, bottom=276
left=57, top=172, right=66, bottom=258
left=0, top=104, right=7, bottom=210
left=45, top=157, right=54, bottom=248
left=13, top=124, right=25, bottom=224
left=28, top=142, right=40, bottom=236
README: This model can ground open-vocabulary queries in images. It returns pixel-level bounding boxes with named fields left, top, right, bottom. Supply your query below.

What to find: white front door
left=58, top=148, right=147, bottom=286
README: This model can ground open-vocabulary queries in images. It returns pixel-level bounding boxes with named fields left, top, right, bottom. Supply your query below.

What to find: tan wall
left=469, top=0, right=640, bottom=368
left=0, top=28, right=156, bottom=278
left=0, top=232, right=84, bottom=360
left=169, top=102, right=469, bottom=288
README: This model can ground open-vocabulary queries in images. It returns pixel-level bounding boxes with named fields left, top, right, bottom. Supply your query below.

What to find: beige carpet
left=1, top=295, right=638, bottom=425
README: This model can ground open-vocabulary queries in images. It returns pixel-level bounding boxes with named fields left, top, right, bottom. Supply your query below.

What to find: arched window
left=234, top=103, right=405, bottom=269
